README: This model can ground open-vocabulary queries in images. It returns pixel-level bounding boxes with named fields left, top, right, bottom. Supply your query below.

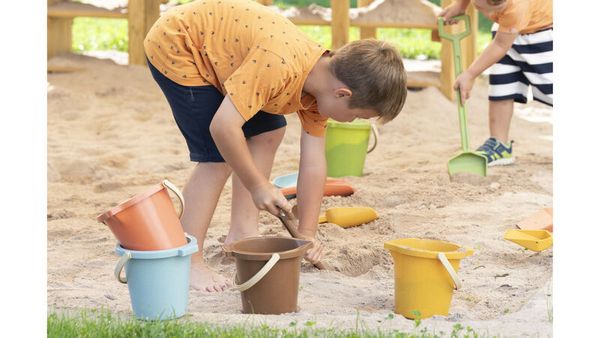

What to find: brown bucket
left=96, top=180, right=187, bottom=251
left=229, top=237, right=313, bottom=314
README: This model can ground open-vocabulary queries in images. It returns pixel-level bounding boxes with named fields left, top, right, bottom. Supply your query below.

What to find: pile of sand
left=47, top=53, right=553, bottom=335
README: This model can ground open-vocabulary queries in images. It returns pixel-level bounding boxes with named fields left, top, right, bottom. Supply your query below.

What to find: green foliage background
left=71, top=0, right=493, bottom=59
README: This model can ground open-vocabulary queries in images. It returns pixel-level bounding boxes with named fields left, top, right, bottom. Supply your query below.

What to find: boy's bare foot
left=189, top=262, right=231, bottom=292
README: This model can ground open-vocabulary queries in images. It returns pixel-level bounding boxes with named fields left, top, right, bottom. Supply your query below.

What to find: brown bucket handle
left=162, top=179, right=185, bottom=219
left=231, top=253, right=280, bottom=292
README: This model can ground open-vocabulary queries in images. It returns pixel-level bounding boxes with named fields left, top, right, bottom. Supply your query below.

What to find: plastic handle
left=231, top=253, right=280, bottom=292
left=114, top=251, right=132, bottom=284
left=367, top=124, right=379, bottom=154
left=437, top=252, right=461, bottom=290
left=437, top=15, right=471, bottom=43
left=162, top=179, right=185, bottom=219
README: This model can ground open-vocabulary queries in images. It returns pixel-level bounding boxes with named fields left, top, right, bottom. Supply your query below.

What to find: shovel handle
left=277, top=210, right=327, bottom=270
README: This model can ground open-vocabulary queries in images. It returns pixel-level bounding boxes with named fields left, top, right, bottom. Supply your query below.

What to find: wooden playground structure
left=47, top=0, right=477, bottom=100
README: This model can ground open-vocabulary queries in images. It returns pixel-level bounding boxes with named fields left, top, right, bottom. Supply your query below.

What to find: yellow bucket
left=384, top=238, right=474, bottom=319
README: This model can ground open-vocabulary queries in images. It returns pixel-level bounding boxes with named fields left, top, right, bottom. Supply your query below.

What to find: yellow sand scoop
left=504, top=229, right=553, bottom=252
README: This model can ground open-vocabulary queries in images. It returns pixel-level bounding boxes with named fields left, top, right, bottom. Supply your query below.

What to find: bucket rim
left=115, top=234, right=198, bottom=259
left=96, top=182, right=166, bottom=223
left=384, top=238, right=474, bottom=259
left=229, top=236, right=313, bottom=261
left=326, top=119, right=371, bottom=130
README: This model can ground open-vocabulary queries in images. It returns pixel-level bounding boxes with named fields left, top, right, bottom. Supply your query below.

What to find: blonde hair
left=329, top=39, right=407, bottom=123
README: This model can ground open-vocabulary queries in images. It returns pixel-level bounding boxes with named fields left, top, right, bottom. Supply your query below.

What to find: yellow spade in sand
left=504, top=229, right=553, bottom=252
left=318, top=207, right=378, bottom=228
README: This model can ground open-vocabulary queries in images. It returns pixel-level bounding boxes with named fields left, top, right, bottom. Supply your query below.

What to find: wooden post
left=358, top=0, right=376, bottom=40
left=331, top=0, right=350, bottom=49
left=47, top=0, right=73, bottom=59
left=440, top=0, right=476, bottom=101
left=128, top=0, right=161, bottom=65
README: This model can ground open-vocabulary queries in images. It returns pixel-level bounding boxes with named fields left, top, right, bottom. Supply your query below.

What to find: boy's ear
left=334, top=88, right=352, bottom=98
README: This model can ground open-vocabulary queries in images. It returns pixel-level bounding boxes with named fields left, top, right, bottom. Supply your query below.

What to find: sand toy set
left=97, top=180, right=198, bottom=320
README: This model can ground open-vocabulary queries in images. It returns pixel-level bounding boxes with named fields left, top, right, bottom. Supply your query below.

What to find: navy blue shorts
left=147, top=60, right=287, bottom=162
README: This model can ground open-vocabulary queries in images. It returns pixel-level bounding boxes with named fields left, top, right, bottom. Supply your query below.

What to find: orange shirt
left=491, top=0, right=553, bottom=34
left=144, top=0, right=328, bottom=136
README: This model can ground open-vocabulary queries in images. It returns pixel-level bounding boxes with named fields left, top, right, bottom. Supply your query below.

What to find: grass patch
left=48, top=309, right=498, bottom=338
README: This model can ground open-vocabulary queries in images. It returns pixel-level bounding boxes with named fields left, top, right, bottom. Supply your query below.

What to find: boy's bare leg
left=181, top=162, right=232, bottom=292
left=225, top=126, right=286, bottom=246
left=488, top=99, right=514, bottom=144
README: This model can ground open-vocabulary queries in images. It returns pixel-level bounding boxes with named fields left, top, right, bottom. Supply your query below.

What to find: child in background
left=440, top=0, right=552, bottom=166
left=144, top=0, right=407, bottom=292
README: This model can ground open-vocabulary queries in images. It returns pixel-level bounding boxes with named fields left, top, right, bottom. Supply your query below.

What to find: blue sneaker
left=476, top=137, right=515, bottom=166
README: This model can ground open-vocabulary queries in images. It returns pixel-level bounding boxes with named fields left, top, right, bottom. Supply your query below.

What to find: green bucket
left=325, top=119, right=378, bottom=177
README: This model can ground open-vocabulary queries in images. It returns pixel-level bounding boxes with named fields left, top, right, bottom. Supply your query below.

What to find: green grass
left=70, top=1, right=493, bottom=60
left=48, top=310, right=497, bottom=337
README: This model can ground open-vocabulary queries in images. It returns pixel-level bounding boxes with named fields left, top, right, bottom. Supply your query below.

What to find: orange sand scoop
left=504, top=229, right=553, bottom=252
left=318, top=207, right=378, bottom=228
left=280, top=181, right=354, bottom=199
left=517, top=208, right=553, bottom=232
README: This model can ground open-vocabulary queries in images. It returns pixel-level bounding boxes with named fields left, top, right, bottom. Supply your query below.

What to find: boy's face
left=317, top=94, right=379, bottom=123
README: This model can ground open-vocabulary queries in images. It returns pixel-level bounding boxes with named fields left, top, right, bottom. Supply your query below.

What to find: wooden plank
left=439, top=0, right=454, bottom=100
left=462, top=4, right=477, bottom=69
left=48, top=1, right=127, bottom=19
left=331, top=0, right=350, bottom=49
left=47, top=17, right=73, bottom=59
left=358, top=0, right=376, bottom=39
left=407, top=71, right=441, bottom=88
left=352, top=0, right=440, bottom=30
left=128, top=0, right=161, bottom=65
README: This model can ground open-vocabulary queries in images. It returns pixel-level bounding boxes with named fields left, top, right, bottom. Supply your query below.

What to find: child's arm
left=440, top=0, right=471, bottom=24
left=296, top=130, right=327, bottom=263
left=455, top=31, right=518, bottom=102
left=210, top=95, right=291, bottom=216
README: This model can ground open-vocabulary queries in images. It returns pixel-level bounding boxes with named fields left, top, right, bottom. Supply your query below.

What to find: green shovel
left=438, top=15, right=487, bottom=177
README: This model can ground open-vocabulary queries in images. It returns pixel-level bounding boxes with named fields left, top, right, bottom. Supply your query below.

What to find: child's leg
left=488, top=99, right=514, bottom=144
left=180, top=162, right=232, bottom=292
left=225, top=126, right=286, bottom=246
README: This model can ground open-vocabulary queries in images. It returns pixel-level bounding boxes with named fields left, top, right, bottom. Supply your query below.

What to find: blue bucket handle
left=231, top=253, right=280, bottom=292
left=114, top=251, right=132, bottom=284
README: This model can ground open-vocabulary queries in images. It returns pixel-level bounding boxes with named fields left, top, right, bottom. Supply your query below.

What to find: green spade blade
left=448, top=151, right=488, bottom=177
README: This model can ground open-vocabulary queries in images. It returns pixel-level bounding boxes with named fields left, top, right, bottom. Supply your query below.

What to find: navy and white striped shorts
left=489, top=24, right=553, bottom=106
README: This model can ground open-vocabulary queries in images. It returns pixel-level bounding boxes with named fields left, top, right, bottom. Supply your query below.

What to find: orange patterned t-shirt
left=144, top=0, right=328, bottom=136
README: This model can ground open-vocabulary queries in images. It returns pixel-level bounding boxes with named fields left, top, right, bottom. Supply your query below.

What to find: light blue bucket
left=114, top=234, right=198, bottom=320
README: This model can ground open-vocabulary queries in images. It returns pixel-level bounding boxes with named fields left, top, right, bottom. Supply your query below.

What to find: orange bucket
left=97, top=180, right=187, bottom=251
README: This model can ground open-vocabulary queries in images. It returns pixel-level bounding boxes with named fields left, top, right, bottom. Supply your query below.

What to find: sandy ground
left=47, top=53, right=553, bottom=336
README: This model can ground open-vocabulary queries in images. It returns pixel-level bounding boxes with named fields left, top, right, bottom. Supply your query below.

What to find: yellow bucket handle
left=437, top=252, right=462, bottom=290
left=162, top=179, right=185, bottom=219
left=231, top=253, right=280, bottom=292
left=367, top=124, right=379, bottom=154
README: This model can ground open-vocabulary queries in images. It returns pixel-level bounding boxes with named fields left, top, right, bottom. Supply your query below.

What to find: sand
left=47, top=53, right=553, bottom=336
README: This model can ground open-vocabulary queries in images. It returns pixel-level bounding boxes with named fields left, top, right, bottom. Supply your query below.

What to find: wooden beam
left=127, top=0, right=161, bottom=65
left=47, top=1, right=127, bottom=19
left=331, top=0, right=350, bottom=49
left=463, top=4, right=477, bottom=69
left=358, top=0, right=377, bottom=40
left=47, top=16, right=73, bottom=59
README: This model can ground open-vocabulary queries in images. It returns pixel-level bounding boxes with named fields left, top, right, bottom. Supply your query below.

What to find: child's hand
left=439, top=3, right=466, bottom=24
left=304, top=237, right=324, bottom=265
left=454, top=71, right=475, bottom=103
left=251, top=182, right=292, bottom=217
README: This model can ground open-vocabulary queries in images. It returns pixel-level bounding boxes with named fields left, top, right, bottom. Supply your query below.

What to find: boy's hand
left=439, top=3, right=466, bottom=24
left=305, top=238, right=324, bottom=265
left=251, top=182, right=292, bottom=217
left=454, top=71, right=475, bottom=103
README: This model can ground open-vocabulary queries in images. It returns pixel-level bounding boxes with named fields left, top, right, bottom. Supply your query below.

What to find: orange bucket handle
left=162, top=179, right=185, bottom=219
left=437, top=252, right=461, bottom=290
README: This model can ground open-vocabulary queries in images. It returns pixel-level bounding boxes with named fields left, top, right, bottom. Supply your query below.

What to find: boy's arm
left=296, top=130, right=326, bottom=263
left=455, top=31, right=518, bottom=102
left=210, top=95, right=290, bottom=216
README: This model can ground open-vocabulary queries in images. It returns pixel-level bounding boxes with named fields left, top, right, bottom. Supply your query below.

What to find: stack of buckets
left=97, top=180, right=197, bottom=320
left=325, top=119, right=378, bottom=177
